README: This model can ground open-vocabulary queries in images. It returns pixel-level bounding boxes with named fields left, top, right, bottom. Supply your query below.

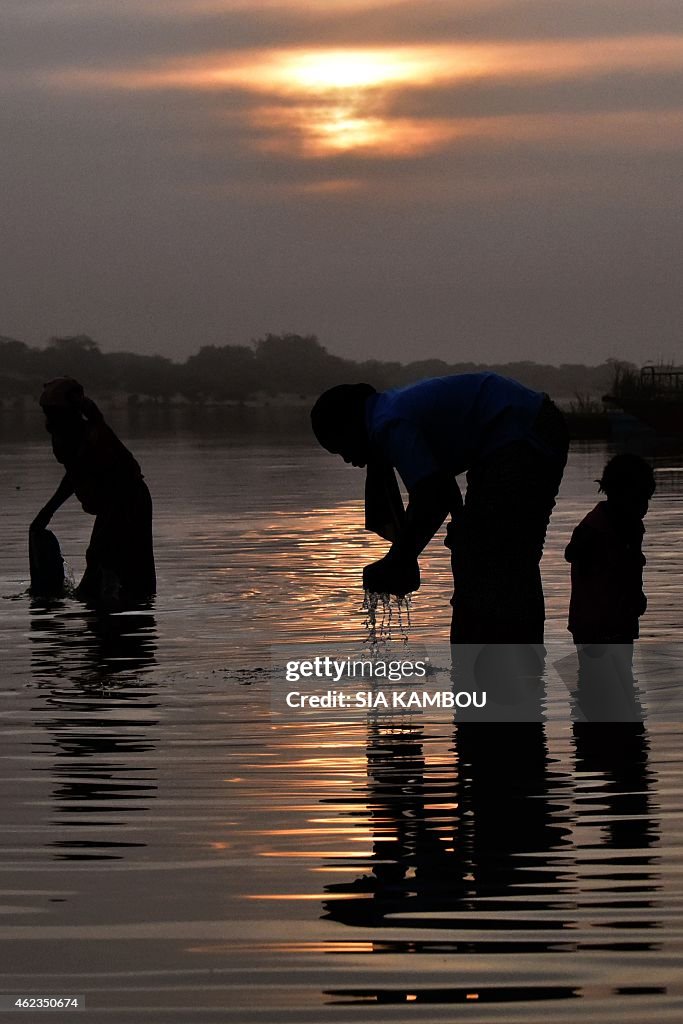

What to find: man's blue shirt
left=365, top=373, right=546, bottom=489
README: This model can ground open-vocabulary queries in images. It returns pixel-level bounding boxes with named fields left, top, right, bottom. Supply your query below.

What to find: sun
left=280, top=49, right=424, bottom=92
left=262, top=48, right=447, bottom=155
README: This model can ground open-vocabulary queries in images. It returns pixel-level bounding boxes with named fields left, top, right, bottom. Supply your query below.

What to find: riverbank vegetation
left=1, top=333, right=630, bottom=415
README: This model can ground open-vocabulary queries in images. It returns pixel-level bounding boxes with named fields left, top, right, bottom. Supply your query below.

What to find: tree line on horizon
left=0, top=332, right=630, bottom=405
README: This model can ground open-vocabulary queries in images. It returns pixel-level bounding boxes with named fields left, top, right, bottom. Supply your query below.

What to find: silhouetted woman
left=32, top=377, right=156, bottom=606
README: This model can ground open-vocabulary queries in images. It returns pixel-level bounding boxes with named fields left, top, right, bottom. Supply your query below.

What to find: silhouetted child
left=565, top=454, right=655, bottom=643
left=565, top=455, right=655, bottom=722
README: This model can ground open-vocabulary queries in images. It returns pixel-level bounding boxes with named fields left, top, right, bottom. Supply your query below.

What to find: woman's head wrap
left=39, top=377, right=84, bottom=411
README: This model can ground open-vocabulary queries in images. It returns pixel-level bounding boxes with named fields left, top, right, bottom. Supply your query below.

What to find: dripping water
left=362, top=590, right=412, bottom=651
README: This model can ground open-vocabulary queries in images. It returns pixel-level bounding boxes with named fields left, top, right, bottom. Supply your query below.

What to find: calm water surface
left=1, top=434, right=682, bottom=1022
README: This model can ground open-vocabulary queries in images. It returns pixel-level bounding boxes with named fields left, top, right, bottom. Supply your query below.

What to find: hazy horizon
left=0, top=329, right=642, bottom=371
left=2, top=0, right=682, bottom=366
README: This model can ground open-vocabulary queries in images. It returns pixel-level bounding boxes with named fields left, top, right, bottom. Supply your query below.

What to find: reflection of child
left=565, top=454, right=655, bottom=643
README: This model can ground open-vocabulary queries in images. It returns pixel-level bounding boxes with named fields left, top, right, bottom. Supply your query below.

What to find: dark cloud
left=385, top=70, right=683, bottom=120
left=4, top=0, right=683, bottom=72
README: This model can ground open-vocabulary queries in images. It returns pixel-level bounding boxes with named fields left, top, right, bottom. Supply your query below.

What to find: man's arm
left=395, top=471, right=459, bottom=558
left=31, top=474, right=75, bottom=530
left=363, top=471, right=460, bottom=595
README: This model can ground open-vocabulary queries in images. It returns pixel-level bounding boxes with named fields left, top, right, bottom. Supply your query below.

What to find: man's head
left=310, top=383, right=376, bottom=467
left=599, top=453, right=656, bottom=518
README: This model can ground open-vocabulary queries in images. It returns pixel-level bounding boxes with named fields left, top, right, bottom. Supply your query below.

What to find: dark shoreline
left=1, top=399, right=617, bottom=442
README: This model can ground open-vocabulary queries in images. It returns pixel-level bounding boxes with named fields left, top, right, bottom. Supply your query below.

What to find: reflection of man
left=321, top=718, right=563, bottom=936
left=311, top=373, right=568, bottom=642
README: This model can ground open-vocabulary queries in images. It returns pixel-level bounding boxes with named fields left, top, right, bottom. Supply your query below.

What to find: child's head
left=598, top=453, right=656, bottom=517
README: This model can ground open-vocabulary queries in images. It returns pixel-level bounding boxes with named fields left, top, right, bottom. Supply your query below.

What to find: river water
left=1, top=428, right=682, bottom=1022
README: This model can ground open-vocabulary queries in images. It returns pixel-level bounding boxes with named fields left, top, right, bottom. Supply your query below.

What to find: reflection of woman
left=32, top=377, right=156, bottom=606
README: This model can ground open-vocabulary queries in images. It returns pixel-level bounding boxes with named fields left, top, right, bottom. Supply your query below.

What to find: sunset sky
left=2, top=0, right=683, bottom=364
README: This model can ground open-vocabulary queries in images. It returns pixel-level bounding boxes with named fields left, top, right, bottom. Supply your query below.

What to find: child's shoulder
left=565, top=501, right=610, bottom=563
left=575, top=500, right=610, bottom=532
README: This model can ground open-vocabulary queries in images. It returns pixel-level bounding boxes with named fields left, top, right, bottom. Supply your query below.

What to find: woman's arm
left=31, top=474, right=75, bottom=530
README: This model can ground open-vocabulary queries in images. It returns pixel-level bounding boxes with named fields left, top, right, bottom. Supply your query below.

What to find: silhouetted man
left=311, top=373, right=568, bottom=642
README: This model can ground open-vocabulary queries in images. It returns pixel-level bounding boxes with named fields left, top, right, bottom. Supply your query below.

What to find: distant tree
left=47, top=334, right=100, bottom=356
left=0, top=337, right=31, bottom=369
left=355, top=359, right=405, bottom=391
left=0, top=338, right=34, bottom=392
left=183, top=345, right=259, bottom=401
left=0, top=329, right=643, bottom=409
left=400, top=359, right=452, bottom=384
left=253, top=333, right=352, bottom=396
left=40, top=335, right=106, bottom=386
left=105, top=351, right=178, bottom=401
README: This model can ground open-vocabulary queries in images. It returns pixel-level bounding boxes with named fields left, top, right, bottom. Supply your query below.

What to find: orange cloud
left=42, top=35, right=683, bottom=158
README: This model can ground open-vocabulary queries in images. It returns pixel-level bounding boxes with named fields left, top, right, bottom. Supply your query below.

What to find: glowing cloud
left=42, top=35, right=683, bottom=158
left=271, top=48, right=446, bottom=91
